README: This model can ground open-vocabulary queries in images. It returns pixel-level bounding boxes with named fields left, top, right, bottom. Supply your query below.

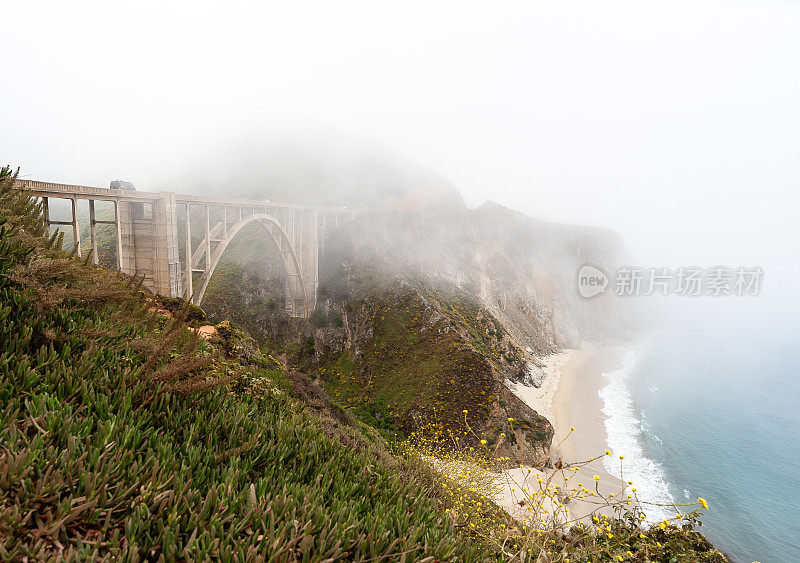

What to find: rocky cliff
left=319, top=202, right=628, bottom=384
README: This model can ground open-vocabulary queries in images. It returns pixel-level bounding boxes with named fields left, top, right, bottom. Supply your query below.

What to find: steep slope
left=310, top=278, right=554, bottom=467
left=198, top=202, right=629, bottom=465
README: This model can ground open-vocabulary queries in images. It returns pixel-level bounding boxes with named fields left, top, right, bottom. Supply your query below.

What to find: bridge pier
left=117, top=192, right=182, bottom=297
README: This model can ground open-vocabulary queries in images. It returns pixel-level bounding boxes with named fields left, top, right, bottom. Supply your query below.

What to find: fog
left=3, top=0, right=799, bottom=306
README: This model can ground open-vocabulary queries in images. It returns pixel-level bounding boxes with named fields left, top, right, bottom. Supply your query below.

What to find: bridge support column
left=88, top=200, right=98, bottom=265
left=70, top=197, right=81, bottom=258
left=118, top=193, right=182, bottom=298
left=299, top=209, right=319, bottom=311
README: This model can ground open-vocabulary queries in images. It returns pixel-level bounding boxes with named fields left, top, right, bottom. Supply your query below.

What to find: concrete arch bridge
left=14, top=179, right=354, bottom=317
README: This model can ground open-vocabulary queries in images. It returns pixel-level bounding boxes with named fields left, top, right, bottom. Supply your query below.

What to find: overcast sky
left=3, top=0, right=799, bottom=298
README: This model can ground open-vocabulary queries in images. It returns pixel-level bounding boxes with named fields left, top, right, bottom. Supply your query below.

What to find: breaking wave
left=598, top=346, right=675, bottom=523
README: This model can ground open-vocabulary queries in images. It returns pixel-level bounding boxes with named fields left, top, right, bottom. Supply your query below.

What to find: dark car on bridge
left=109, top=180, right=135, bottom=191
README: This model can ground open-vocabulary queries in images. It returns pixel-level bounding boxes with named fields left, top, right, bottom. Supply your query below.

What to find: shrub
left=399, top=416, right=728, bottom=563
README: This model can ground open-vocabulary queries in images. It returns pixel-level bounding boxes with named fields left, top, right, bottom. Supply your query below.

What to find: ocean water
left=598, top=309, right=800, bottom=563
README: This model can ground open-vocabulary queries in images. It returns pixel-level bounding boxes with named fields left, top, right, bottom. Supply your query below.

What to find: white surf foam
left=599, top=346, right=676, bottom=523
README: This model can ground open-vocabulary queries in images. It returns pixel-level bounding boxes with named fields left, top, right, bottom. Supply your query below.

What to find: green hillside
left=0, top=168, right=491, bottom=560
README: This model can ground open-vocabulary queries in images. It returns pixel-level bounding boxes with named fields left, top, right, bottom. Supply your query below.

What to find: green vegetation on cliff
left=314, top=279, right=554, bottom=467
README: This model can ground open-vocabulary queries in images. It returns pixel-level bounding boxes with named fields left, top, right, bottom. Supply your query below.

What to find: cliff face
left=319, top=202, right=627, bottom=384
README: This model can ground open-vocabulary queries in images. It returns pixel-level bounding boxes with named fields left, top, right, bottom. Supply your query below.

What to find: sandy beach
left=496, top=342, right=626, bottom=524
left=553, top=343, right=622, bottom=467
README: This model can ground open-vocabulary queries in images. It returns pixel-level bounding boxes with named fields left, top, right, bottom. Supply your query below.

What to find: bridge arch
left=191, top=214, right=310, bottom=317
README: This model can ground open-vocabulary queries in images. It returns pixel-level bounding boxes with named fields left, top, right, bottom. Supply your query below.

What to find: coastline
left=497, top=342, right=626, bottom=523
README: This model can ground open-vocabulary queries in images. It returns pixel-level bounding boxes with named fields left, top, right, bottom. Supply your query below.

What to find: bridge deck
left=13, top=178, right=351, bottom=213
